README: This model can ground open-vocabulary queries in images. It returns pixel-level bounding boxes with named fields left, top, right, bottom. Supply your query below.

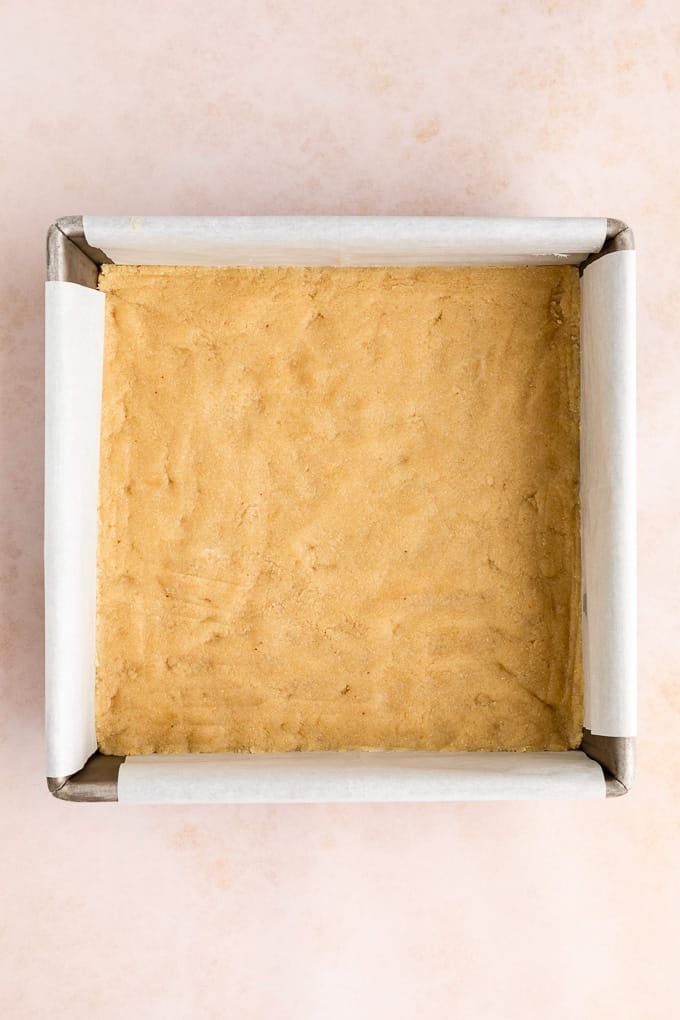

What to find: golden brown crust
left=96, top=265, right=582, bottom=755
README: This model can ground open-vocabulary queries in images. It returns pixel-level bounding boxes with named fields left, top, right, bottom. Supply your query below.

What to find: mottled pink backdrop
left=1, top=1, right=679, bottom=1017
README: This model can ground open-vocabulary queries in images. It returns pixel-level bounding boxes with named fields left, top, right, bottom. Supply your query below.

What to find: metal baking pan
left=45, top=216, right=636, bottom=802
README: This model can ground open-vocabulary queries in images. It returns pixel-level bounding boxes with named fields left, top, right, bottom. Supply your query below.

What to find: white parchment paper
left=581, top=250, right=637, bottom=737
left=45, top=281, right=105, bottom=777
left=45, top=216, right=634, bottom=797
left=83, top=215, right=607, bottom=267
left=118, top=750, right=605, bottom=803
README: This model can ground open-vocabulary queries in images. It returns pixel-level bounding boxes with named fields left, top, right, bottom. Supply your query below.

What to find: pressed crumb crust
left=96, top=265, right=583, bottom=755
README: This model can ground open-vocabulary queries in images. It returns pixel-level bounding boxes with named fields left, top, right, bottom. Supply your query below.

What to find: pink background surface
left=1, top=1, right=679, bottom=1016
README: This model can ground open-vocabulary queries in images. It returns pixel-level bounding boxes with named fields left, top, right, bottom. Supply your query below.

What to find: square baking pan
left=45, top=216, right=636, bottom=803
